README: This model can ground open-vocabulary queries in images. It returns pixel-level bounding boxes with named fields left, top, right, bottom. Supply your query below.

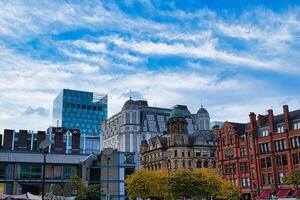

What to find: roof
left=170, top=105, right=184, bottom=118
left=197, top=106, right=209, bottom=115
left=229, top=122, right=247, bottom=135
left=258, top=109, right=300, bottom=127
left=0, top=152, right=89, bottom=164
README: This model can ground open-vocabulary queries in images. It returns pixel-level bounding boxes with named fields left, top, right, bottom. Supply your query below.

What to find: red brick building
left=217, top=105, right=300, bottom=200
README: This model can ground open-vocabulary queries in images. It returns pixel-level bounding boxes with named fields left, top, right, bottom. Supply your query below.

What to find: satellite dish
left=103, top=148, right=114, bottom=156
left=39, top=140, right=51, bottom=150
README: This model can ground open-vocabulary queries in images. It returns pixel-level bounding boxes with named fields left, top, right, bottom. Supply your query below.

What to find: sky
left=0, top=0, right=300, bottom=132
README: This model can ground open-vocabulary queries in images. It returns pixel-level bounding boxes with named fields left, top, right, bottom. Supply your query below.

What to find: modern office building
left=0, top=128, right=88, bottom=195
left=210, top=121, right=224, bottom=129
left=140, top=105, right=218, bottom=171
left=217, top=105, right=300, bottom=199
left=0, top=129, right=135, bottom=199
left=52, top=89, right=107, bottom=136
left=81, top=150, right=136, bottom=200
left=102, top=98, right=211, bottom=166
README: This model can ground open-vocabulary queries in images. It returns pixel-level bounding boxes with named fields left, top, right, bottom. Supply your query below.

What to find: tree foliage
left=75, top=184, right=101, bottom=200
left=125, top=168, right=240, bottom=200
left=284, top=171, right=300, bottom=189
left=63, top=176, right=85, bottom=197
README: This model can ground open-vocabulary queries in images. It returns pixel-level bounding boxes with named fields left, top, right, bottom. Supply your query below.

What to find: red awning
left=277, top=189, right=291, bottom=198
left=258, top=190, right=273, bottom=199
left=293, top=188, right=300, bottom=197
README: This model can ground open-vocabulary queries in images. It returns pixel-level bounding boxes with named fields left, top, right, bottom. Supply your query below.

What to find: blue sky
left=0, top=0, right=300, bottom=131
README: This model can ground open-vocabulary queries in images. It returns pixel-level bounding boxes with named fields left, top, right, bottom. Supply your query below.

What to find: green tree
left=169, top=168, right=205, bottom=199
left=285, top=171, right=300, bottom=197
left=125, top=170, right=157, bottom=199
left=64, top=175, right=85, bottom=197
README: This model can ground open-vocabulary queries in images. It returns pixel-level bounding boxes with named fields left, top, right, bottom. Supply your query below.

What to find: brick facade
left=218, top=105, right=300, bottom=199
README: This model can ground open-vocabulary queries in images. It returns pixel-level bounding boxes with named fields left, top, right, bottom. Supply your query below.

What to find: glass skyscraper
left=52, top=89, right=107, bottom=136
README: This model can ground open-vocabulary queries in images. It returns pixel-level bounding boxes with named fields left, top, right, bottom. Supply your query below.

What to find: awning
left=293, top=188, right=300, bottom=197
left=258, top=190, right=273, bottom=199
left=277, top=189, right=291, bottom=198
left=27, top=192, right=42, bottom=200
left=10, top=193, right=27, bottom=199
left=0, top=194, right=7, bottom=200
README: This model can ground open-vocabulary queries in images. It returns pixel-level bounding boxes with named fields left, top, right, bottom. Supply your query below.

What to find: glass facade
left=53, top=89, right=107, bottom=136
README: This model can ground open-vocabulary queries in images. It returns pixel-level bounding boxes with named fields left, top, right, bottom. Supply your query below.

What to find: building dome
left=170, top=105, right=184, bottom=118
left=197, top=106, right=209, bottom=115
left=122, top=98, right=139, bottom=110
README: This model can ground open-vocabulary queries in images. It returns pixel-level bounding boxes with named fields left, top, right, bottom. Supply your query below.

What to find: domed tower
left=167, top=105, right=188, bottom=146
left=195, top=105, right=210, bottom=130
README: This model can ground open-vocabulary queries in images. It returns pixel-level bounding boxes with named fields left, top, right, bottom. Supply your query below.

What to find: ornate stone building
left=102, top=98, right=212, bottom=166
left=140, top=105, right=217, bottom=171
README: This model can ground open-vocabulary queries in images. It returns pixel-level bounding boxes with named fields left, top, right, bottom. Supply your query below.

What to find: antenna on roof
left=129, top=89, right=132, bottom=100
left=201, top=97, right=203, bottom=108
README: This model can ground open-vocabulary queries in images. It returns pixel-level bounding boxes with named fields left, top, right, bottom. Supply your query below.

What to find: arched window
left=197, top=160, right=202, bottom=168
left=204, top=160, right=209, bottom=168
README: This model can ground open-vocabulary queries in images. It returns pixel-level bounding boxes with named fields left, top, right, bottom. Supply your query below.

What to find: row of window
left=64, top=103, right=104, bottom=111
left=222, top=134, right=246, bottom=146
left=259, top=137, right=300, bottom=154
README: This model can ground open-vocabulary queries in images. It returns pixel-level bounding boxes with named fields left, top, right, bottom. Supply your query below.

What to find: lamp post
left=103, top=148, right=114, bottom=200
left=39, top=140, right=51, bottom=200
left=162, top=151, right=172, bottom=199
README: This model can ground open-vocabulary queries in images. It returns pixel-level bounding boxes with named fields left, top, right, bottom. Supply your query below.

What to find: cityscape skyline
left=1, top=0, right=300, bottom=132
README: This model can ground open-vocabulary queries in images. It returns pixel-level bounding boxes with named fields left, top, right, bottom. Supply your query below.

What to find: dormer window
left=277, top=126, right=284, bottom=133
left=262, top=129, right=269, bottom=137
left=293, top=122, right=300, bottom=130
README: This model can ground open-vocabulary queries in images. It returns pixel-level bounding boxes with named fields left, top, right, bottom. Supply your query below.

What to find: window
left=266, top=157, right=272, bottom=168
left=275, top=140, right=286, bottom=151
left=223, top=136, right=226, bottom=146
left=240, top=147, right=247, bottom=157
left=242, top=177, right=250, bottom=188
left=174, top=150, right=177, bottom=157
left=260, top=143, right=271, bottom=153
left=240, top=162, right=248, bottom=174
left=293, top=122, right=300, bottom=130
left=147, top=115, right=155, bottom=121
left=188, top=151, right=191, bottom=157
left=182, top=151, right=185, bottom=157
left=261, top=129, right=269, bottom=137
left=63, top=166, right=77, bottom=179
left=230, top=135, right=234, bottom=144
left=292, top=153, right=299, bottom=165
left=278, top=172, right=284, bottom=183
left=276, top=156, right=282, bottom=166
left=290, top=137, right=300, bottom=148
left=195, top=151, right=201, bottom=157
left=202, top=150, right=208, bottom=157
left=239, top=134, right=246, bottom=142
left=282, top=155, right=288, bottom=166
left=210, top=150, right=215, bottom=158
left=277, top=126, right=284, bottom=133
left=197, top=161, right=202, bottom=168
left=261, top=158, right=266, bottom=168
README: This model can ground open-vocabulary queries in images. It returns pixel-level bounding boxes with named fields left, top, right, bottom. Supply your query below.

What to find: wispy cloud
left=0, top=1, right=300, bottom=132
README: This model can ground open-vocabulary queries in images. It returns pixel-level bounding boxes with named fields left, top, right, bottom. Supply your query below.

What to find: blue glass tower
left=52, top=89, right=107, bottom=136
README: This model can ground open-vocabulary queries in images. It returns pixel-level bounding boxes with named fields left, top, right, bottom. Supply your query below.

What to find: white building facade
left=102, top=99, right=211, bottom=165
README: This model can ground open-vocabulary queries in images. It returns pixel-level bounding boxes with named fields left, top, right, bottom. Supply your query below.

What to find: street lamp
left=103, top=148, right=114, bottom=200
left=39, top=140, right=51, bottom=200
left=162, top=151, right=172, bottom=199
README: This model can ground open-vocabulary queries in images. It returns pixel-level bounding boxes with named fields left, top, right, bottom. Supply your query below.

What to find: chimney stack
left=283, top=105, right=290, bottom=131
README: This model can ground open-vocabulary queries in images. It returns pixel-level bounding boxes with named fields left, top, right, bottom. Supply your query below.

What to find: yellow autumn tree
left=153, top=169, right=171, bottom=199
left=125, top=169, right=157, bottom=199
left=216, top=180, right=240, bottom=200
